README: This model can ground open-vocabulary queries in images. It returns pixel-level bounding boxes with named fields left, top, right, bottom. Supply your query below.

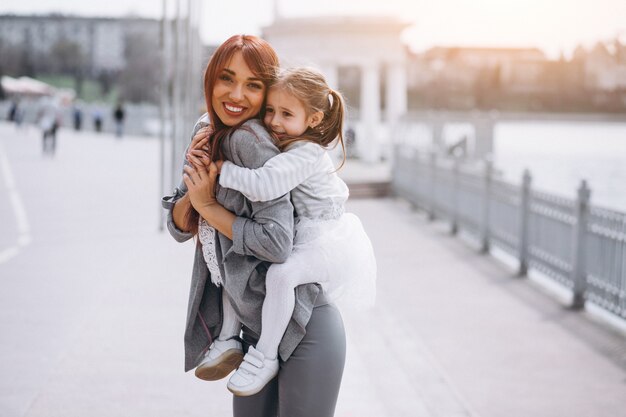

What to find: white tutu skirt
left=289, top=212, right=377, bottom=310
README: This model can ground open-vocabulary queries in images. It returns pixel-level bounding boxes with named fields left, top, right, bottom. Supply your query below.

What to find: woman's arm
left=161, top=119, right=211, bottom=240
left=171, top=193, right=192, bottom=232
left=218, top=142, right=323, bottom=202
left=183, top=161, right=236, bottom=240
left=162, top=169, right=196, bottom=242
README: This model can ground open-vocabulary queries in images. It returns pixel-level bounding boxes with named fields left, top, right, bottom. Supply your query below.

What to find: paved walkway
left=1, top=122, right=625, bottom=417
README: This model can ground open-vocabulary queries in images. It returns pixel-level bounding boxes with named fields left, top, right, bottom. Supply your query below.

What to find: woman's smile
left=223, top=102, right=246, bottom=115
left=212, top=51, right=265, bottom=126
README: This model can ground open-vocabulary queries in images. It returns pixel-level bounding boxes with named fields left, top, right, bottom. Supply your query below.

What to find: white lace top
left=198, top=218, right=223, bottom=286
left=219, top=141, right=348, bottom=221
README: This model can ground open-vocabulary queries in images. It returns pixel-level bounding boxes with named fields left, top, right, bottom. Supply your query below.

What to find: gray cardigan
left=162, top=116, right=321, bottom=372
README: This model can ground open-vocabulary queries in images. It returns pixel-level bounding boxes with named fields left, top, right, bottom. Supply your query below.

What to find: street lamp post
left=159, top=0, right=204, bottom=231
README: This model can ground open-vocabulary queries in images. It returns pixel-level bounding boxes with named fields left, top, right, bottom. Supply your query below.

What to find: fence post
left=428, top=151, right=437, bottom=221
left=571, top=180, right=591, bottom=309
left=408, top=149, right=419, bottom=210
left=479, top=159, right=492, bottom=253
left=391, top=144, right=400, bottom=198
left=518, top=169, right=532, bottom=276
left=451, top=158, right=459, bottom=235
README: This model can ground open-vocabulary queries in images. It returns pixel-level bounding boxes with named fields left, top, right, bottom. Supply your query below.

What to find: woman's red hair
left=203, top=34, right=279, bottom=159
left=185, top=34, right=279, bottom=234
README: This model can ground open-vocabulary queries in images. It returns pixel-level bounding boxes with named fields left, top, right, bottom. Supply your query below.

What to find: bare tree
left=117, top=33, right=161, bottom=103
left=0, top=39, right=25, bottom=76
left=48, top=39, right=86, bottom=95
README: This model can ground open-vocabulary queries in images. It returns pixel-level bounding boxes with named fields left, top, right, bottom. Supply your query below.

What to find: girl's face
left=211, top=51, right=266, bottom=127
left=263, top=88, right=318, bottom=141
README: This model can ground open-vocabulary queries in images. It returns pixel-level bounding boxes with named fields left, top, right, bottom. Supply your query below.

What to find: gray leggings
left=233, top=303, right=346, bottom=417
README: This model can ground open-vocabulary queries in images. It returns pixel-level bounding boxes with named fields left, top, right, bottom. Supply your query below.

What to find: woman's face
left=211, top=51, right=266, bottom=126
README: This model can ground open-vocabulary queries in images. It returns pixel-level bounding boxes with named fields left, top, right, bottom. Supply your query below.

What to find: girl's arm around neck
left=219, top=141, right=324, bottom=202
left=220, top=122, right=295, bottom=263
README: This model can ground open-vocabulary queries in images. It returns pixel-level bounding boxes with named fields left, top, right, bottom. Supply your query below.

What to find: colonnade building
left=263, top=16, right=409, bottom=162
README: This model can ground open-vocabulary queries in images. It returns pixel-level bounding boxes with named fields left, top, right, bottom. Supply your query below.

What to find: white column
left=320, top=63, right=339, bottom=90
left=385, top=61, right=407, bottom=125
left=359, top=62, right=381, bottom=162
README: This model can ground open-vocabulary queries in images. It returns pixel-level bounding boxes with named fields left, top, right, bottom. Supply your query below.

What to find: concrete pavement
left=1, top=122, right=625, bottom=417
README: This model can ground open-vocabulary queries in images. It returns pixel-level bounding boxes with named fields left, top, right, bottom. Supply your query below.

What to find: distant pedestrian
left=8, top=100, right=18, bottom=122
left=9, top=99, right=25, bottom=129
left=93, top=109, right=103, bottom=133
left=113, top=102, right=125, bottom=138
left=38, top=97, right=62, bottom=156
left=73, top=107, right=83, bottom=131
left=14, top=103, right=25, bottom=128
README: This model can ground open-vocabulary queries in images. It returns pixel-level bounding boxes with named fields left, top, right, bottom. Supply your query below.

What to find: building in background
left=407, top=37, right=626, bottom=112
left=263, top=15, right=409, bottom=162
left=0, top=14, right=159, bottom=77
left=582, top=40, right=626, bottom=91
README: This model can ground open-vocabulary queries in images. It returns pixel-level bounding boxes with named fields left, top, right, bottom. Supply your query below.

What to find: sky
left=1, top=0, right=625, bottom=58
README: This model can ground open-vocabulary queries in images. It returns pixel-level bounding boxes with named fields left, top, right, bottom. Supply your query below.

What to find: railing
left=392, top=146, right=626, bottom=319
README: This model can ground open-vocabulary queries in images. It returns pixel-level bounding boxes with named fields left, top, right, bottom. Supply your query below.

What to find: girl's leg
left=219, top=291, right=241, bottom=340
left=255, top=251, right=330, bottom=359
left=195, top=291, right=244, bottom=381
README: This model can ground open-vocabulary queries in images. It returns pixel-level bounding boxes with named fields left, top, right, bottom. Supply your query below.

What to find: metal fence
left=392, top=145, right=626, bottom=319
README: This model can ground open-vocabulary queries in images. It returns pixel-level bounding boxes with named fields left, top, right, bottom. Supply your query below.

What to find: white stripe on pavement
left=0, top=139, right=31, bottom=264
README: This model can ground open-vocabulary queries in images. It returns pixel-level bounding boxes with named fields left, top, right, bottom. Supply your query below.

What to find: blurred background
left=1, top=0, right=626, bottom=207
left=1, top=1, right=625, bottom=417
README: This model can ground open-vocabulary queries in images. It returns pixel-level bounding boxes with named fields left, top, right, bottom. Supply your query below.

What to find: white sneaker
left=227, top=346, right=279, bottom=397
left=195, top=338, right=243, bottom=381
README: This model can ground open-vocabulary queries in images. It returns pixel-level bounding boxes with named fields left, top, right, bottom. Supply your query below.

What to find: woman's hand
left=183, top=161, right=219, bottom=211
left=187, top=126, right=214, bottom=170
left=183, top=160, right=236, bottom=240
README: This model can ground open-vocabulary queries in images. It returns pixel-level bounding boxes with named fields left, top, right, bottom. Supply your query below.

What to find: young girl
left=195, top=67, right=376, bottom=396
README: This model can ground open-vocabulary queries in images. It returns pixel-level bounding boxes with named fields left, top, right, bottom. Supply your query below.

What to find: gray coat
left=162, top=116, right=321, bottom=372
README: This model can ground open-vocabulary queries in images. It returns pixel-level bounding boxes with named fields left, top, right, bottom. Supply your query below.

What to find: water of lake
left=494, top=121, right=626, bottom=212
left=411, top=120, right=626, bottom=212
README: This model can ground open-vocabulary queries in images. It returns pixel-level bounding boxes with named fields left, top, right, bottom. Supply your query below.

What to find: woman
left=161, top=35, right=346, bottom=416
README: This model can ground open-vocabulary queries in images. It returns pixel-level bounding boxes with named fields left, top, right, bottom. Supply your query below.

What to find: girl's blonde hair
left=272, top=67, right=346, bottom=168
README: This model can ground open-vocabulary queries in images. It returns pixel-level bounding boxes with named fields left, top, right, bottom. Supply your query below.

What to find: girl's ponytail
left=320, top=89, right=346, bottom=169
left=273, top=67, right=348, bottom=170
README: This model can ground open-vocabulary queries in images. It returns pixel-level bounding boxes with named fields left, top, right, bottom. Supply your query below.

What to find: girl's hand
left=189, top=126, right=212, bottom=154
left=187, top=149, right=212, bottom=169
left=216, top=160, right=224, bottom=174
left=183, top=161, right=219, bottom=211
